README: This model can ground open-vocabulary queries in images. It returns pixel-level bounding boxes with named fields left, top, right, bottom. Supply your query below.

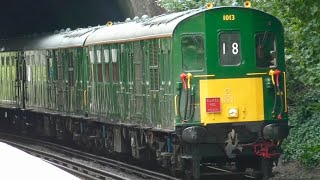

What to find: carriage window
left=11, top=56, right=16, bottom=80
left=11, top=57, right=15, bottom=66
left=6, top=57, right=10, bottom=80
left=219, top=32, right=241, bottom=66
left=26, top=56, right=30, bottom=65
left=89, top=50, right=94, bottom=64
left=97, top=63, right=103, bottom=82
left=96, top=49, right=103, bottom=82
left=6, top=57, right=10, bottom=66
left=103, top=49, right=110, bottom=82
left=68, top=52, right=74, bottom=86
left=182, top=35, right=204, bottom=71
left=96, top=49, right=102, bottom=63
left=255, top=32, right=277, bottom=68
left=104, top=49, right=110, bottom=63
left=111, top=48, right=118, bottom=81
left=26, top=56, right=31, bottom=82
left=149, top=41, right=159, bottom=91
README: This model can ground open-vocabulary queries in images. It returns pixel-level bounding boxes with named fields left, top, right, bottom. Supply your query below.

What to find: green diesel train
left=0, top=4, right=289, bottom=179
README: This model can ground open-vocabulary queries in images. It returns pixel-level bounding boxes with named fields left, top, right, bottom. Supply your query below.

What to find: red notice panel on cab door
left=206, top=97, right=221, bottom=113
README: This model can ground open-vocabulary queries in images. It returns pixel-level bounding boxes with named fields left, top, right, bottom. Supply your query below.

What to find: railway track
left=202, top=166, right=256, bottom=180
left=0, top=138, right=129, bottom=180
left=0, top=132, right=178, bottom=180
left=0, top=132, right=257, bottom=180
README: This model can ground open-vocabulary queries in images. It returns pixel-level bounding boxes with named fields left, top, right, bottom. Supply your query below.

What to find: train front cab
left=174, top=7, right=289, bottom=179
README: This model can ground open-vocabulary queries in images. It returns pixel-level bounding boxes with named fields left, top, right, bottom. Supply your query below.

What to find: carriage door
left=56, top=50, right=66, bottom=111
left=147, top=40, right=160, bottom=124
left=159, top=39, right=172, bottom=127
left=75, top=48, right=84, bottom=113
left=133, top=42, right=145, bottom=120
left=16, top=52, right=26, bottom=109
left=127, top=43, right=135, bottom=119
left=67, top=50, right=76, bottom=113
left=47, top=50, right=57, bottom=110
left=118, top=44, right=128, bottom=119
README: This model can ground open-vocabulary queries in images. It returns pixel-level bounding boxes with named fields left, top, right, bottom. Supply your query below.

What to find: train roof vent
left=141, top=15, right=149, bottom=20
left=133, top=16, right=139, bottom=21
left=125, top=18, right=132, bottom=22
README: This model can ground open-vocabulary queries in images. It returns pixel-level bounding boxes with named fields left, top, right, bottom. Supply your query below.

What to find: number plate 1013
left=206, top=97, right=221, bottom=113
left=223, top=14, right=235, bottom=21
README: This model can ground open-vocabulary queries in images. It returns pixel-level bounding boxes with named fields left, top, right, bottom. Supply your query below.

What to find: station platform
left=0, top=142, right=79, bottom=180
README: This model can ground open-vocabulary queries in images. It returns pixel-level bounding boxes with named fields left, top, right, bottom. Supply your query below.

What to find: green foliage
left=257, top=0, right=320, bottom=88
left=256, top=0, right=320, bottom=167
left=156, top=0, right=209, bottom=12
left=282, top=112, right=320, bottom=166
left=156, top=0, right=243, bottom=12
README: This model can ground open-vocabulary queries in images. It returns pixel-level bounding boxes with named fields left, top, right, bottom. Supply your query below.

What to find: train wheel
left=183, top=159, right=192, bottom=180
left=182, top=158, right=200, bottom=180
left=235, top=160, right=247, bottom=172
left=255, top=158, right=273, bottom=180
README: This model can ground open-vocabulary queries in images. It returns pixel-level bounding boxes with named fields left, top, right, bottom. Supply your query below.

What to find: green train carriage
left=84, top=5, right=289, bottom=179
left=0, top=29, right=96, bottom=131
left=0, top=4, right=289, bottom=180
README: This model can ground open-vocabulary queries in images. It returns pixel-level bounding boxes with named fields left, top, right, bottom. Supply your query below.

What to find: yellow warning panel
left=199, top=78, right=264, bottom=125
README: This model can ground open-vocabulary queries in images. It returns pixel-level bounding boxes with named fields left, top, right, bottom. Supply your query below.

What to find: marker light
left=244, top=1, right=251, bottom=8
left=206, top=3, right=213, bottom=9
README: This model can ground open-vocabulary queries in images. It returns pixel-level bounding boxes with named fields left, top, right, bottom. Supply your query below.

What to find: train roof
left=0, top=9, right=203, bottom=51
left=84, top=9, right=203, bottom=46
left=39, top=27, right=99, bottom=49
left=84, top=6, right=281, bottom=46
left=0, top=6, right=281, bottom=51
left=2, top=8, right=204, bottom=51
left=3, top=27, right=99, bottom=51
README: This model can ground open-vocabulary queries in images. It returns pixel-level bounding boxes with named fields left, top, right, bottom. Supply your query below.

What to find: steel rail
left=206, top=166, right=256, bottom=179
left=0, top=132, right=179, bottom=180
left=0, top=138, right=128, bottom=180
left=0, top=132, right=256, bottom=179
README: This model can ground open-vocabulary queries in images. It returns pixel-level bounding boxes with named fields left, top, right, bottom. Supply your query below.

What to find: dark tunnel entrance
left=0, top=0, right=164, bottom=38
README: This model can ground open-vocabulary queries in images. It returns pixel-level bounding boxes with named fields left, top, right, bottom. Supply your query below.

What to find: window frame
left=181, top=33, right=205, bottom=72
left=255, top=31, right=277, bottom=68
left=103, top=47, right=110, bottom=83
left=218, top=31, right=242, bottom=66
left=111, top=47, right=119, bottom=82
